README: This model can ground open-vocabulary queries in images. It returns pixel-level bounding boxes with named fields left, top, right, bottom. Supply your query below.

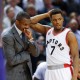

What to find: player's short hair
left=16, top=12, right=30, bottom=21
left=50, top=8, right=63, bottom=18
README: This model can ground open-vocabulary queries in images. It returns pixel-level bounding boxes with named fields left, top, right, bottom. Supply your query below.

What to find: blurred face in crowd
left=37, top=36, right=45, bottom=53
left=28, top=0, right=35, bottom=4
left=7, top=7, right=15, bottom=19
left=16, top=0, right=20, bottom=4
left=9, top=0, right=17, bottom=7
left=51, top=13, right=64, bottom=30
left=27, top=7, right=36, bottom=17
left=70, top=12, right=77, bottom=19
left=16, top=18, right=31, bottom=32
left=69, top=19, right=78, bottom=32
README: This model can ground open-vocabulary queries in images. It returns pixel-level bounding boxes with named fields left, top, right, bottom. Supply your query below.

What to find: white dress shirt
left=14, top=24, right=22, bottom=38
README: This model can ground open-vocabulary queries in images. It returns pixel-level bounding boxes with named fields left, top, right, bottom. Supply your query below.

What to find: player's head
left=15, top=11, right=31, bottom=32
left=50, top=8, right=64, bottom=30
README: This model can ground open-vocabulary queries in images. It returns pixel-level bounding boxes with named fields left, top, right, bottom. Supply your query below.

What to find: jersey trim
left=52, top=28, right=66, bottom=36
left=66, top=30, right=71, bottom=46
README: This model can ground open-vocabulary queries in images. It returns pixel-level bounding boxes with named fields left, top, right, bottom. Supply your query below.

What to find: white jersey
left=46, top=28, right=71, bottom=66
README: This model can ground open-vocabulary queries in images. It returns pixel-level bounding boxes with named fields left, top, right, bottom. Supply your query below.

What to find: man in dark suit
left=1, top=12, right=40, bottom=80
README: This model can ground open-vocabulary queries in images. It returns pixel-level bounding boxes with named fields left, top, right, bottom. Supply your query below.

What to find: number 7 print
left=50, top=46, right=55, bottom=55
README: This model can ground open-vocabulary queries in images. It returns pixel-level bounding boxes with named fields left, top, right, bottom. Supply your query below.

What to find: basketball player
left=30, top=8, right=79, bottom=80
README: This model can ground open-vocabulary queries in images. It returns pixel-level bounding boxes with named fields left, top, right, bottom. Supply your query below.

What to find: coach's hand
left=24, top=28, right=33, bottom=40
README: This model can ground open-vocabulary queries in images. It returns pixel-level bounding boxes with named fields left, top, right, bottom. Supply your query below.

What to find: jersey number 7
left=50, top=46, right=55, bottom=55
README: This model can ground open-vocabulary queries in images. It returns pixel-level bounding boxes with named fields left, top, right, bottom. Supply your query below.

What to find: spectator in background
left=39, top=0, right=54, bottom=14
left=3, top=6, right=15, bottom=29
left=36, top=35, right=45, bottom=54
left=25, top=4, right=37, bottom=17
left=4, top=0, right=23, bottom=18
left=31, top=35, right=46, bottom=74
left=33, top=62, right=47, bottom=80
left=23, top=0, right=35, bottom=10
left=66, top=12, right=78, bottom=28
left=69, top=12, right=78, bottom=20
left=22, top=0, right=44, bottom=12
left=36, top=35, right=46, bottom=60
left=17, top=0, right=23, bottom=9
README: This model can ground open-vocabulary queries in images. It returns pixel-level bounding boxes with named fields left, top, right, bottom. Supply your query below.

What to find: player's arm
left=30, top=23, right=50, bottom=34
left=31, top=13, right=49, bottom=23
left=77, top=59, right=80, bottom=79
left=31, top=9, right=53, bottom=23
left=67, top=31, right=79, bottom=80
left=30, top=12, right=50, bottom=34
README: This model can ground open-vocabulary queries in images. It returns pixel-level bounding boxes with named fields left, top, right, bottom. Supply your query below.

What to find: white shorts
left=45, top=67, right=72, bottom=80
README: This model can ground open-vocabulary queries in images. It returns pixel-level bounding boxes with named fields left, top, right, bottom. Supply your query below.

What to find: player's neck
left=53, top=27, right=65, bottom=35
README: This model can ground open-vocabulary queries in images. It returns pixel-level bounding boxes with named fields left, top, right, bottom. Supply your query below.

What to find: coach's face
left=16, top=18, right=31, bottom=32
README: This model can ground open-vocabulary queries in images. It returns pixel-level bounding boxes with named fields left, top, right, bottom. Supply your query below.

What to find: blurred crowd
left=1, top=0, right=80, bottom=80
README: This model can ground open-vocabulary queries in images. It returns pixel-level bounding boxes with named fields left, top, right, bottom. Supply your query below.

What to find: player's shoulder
left=66, top=29, right=76, bottom=42
left=64, top=27, right=71, bottom=32
left=46, top=27, right=53, bottom=34
left=67, top=29, right=75, bottom=37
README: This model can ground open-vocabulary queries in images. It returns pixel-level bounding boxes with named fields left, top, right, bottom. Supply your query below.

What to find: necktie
left=21, top=33, right=28, bottom=50
left=21, top=32, right=25, bottom=42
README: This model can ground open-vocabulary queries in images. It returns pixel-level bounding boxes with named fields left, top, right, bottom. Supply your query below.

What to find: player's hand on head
left=48, top=9, right=54, bottom=17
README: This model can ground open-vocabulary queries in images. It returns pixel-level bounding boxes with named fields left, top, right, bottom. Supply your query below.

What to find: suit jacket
left=1, top=26, right=40, bottom=80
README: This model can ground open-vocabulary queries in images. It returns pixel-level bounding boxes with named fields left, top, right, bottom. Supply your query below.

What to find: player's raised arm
left=30, top=12, right=51, bottom=34
left=31, top=13, right=49, bottom=23
left=30, top=23, right=50, bottom=34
